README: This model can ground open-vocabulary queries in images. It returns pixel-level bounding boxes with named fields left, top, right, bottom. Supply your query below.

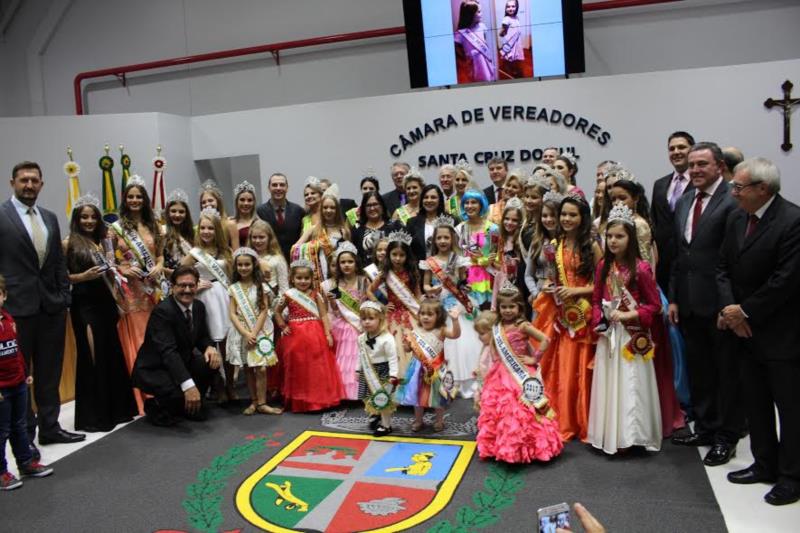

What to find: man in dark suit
left=651, top=131, right=695, bottom=292
left=255, top=173, right=305, bottom=260
left=717, top=158, right=800, bottom=506
left=668, top=142, right=744, bottom=465
left=482, top=157, right=507, bottom=205
left=132, top=265, right=221, bottom=426
left=0, top=161, right=84, bottom=447
left=382, top=162, right=410, bottom=216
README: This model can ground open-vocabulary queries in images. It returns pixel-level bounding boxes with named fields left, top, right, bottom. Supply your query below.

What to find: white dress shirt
left=11, top=195, right=49, bottom=245
left=684, top=176, right=723, bottom=242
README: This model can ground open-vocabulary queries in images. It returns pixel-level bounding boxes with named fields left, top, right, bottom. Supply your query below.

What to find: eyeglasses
left=174, top=283, right=197, bottom=290
left=731, top=180, right=762, bottom=193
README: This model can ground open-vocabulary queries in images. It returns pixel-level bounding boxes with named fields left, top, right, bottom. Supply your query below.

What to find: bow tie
left=365, top=336, right=377, bottom=349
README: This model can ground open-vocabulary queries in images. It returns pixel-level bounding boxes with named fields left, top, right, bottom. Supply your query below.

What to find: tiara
left=166, top=188, right=188, bottom=205
left=455, top=158, right=472, bottom=174
left=531, top=163, right=550, bottom=174
left=526, top=174, right=550, bottom=190
left=360, top=301, right=384, bottom=313
left=199, top=179, right=223, bottom=196
left=565, top=190, right=587, bottom=203
left=559, top=152, right=578, bottom=166
left=74, top=192, right=100, bottom=209
left=505, top=197, right=524, bottom=211
left=199, top=207, right=221, bottom=220
left=386, top=230, right=413, bottom=246
left=233, top=246, right=259, bottom=259
left=607, top=203, right=636, bottom=226
left=403, top=166, right=423, bottom=181
left=233, top=180, right=255, bottom=197
left=333, top=241, right=358, bottom=260
left=432, top=214, right=455, bottom=229
left=497, top=279, right=520, bottom=297
left=322, top=183, right=340, bottom=200
left=290, top=259, right=313, bottom=270
left=362, top=168, right=377, bottom=179
left=126, top=174, right=146, bottom=188
left=542, top=191, right=564, bottom=204
left=305, top=176, right=321, bottom=188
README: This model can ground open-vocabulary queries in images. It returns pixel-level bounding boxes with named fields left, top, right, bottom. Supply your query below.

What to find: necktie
left=276, top=206, right=285, bottom=226
left=27, top=207, right=46, bottom=266
left=669, top=174, right=685, bottom=211
left=745, top=214, right=759, bottom=238
left=691, top=191, right=706, bottom=240
left=185, top=308, right=193, bottom=331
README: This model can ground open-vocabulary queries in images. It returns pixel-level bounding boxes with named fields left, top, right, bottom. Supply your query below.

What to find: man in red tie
left=668, top=142, right=743, bottom=466
left=255, top=173, right=304, bottom=260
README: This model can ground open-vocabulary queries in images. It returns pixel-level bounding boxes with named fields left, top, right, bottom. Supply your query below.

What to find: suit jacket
left=0, top=199, right=70, bottom=316
left=651, top=173, right=693, bottom=291
left=132, top=297, right=214, bottom=396
left=405, top=214, right=431, bottom=261
left=717, top=195, right=800, bottom=360
left=339, top=198, right=357, bottom=215
left=382, top=189, right=404, bottom=217
left=483, top=185, right=497, bottom=205
left=668, top=179, right=736, bottom=318
left=255, top=200, right=304, bottom=260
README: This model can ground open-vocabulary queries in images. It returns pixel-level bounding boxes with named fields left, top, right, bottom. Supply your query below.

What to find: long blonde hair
left=195, top=211, right=232, bottom=271
left=311, top=195, right=351, bottom=241
left=248, top=219, right=282, bottom=256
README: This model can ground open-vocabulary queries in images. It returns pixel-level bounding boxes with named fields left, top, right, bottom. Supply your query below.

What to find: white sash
left=111, top=221, right=169, bottom=300
left=285, top=288, right=320, bottom=317
left=459, top=27, right=492, bottom=61
left=230, top=282, right=276, bottom=365
left=358, top=335, right=396, bottom=414
left=190, top=247, right=230, bottom=289
left=409, top=330, right=457, bottom=400
left=492, top=324, right=549, bottom=411
left=386, top=271, right=420, bottom=315
left=364, top=263, right=379, bottom=282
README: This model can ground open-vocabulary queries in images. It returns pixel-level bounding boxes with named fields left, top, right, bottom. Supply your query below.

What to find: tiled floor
left=5, top=403, right=800, bottom=531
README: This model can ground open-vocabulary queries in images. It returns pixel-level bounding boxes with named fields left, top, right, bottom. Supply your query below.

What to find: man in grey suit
left=0, top=162, right=85, bottom=446
left=667, top=143, right=743, bottom=465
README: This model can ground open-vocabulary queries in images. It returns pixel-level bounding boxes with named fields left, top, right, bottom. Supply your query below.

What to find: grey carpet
left=3, top=399, right=726, bottom=533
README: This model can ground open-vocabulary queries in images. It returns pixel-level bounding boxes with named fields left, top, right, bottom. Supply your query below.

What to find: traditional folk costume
left=456, top=219, right=499, bottom=309
left=588, top=257, right=662, bottom=454
left=278, top=288, right=343, bottom=412
left=226, top=281, right=277, bottom=369
left=420, top=252, right=481, bottom=397
left=533, top=238, right=596, bottom=441
left=322, top=273, right=367, bottom=400
left=396, top=327, right=457, bottom=408
left=477, top=323, right=563, bottom=463
left=356, top=330, right=399, bottom=414
left=257, top=252, right=289, bottom=399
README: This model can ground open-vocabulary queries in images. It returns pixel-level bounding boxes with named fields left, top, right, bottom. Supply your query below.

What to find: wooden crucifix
left=764, top=80, right=799, bottom=152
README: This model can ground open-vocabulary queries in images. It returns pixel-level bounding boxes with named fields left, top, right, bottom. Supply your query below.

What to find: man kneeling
left=133, top=265, right=221, bottom=426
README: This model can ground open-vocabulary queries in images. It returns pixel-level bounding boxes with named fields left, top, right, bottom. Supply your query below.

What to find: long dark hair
left=333, top=249, right=365, bottom=283
left=119, top=184, right=162, bottom=250
left=530, top=198, right=559, bottom=262
left=419, top=184, right=445, bottom=217
left=457, top=0, right=479, bottom=29
left=67, top=204, right=107, bottom=274
left=164, top=199, right=194, bottom=255
left=358, top=191, right=390, bottom=226
left=598, top=220, right=641, bottom=296
left=231, top=253, right=266, bottom=312
left=382, top=240, right=420, bottom=290
left=559, top=196, right=595, bottom=280
left=607, top=179, right=653, bottom=233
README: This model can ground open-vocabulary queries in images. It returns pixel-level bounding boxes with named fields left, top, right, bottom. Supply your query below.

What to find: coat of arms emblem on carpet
left=235, top=430, right=475, bottom=532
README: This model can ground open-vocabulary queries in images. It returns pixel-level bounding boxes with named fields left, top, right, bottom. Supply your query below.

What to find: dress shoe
left=38, top=429, right=86, bottom=445
left=764, top=483, right=800, bottom=506
left=703, top=443, right=736, bottom=466
left=727, top=465, right=776, bottom=485
left=671, top=432, right=714, bottom=447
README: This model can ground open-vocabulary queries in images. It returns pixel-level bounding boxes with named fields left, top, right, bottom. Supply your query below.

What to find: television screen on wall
left=403, top=0, right=585, bottom=88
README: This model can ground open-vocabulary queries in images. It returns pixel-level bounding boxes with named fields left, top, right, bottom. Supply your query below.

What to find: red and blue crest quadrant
left=236, top=431, right=475, bottom=533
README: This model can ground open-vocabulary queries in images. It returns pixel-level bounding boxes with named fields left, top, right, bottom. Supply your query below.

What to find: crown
left=607, top=202, right=636, bottom=226
left=74, top=192, right=100, bottom=210
left=403, top=166, right=423, bottom=181
left=305, top=175, right=321, bottom=188
left=497, top=279, right=521, bottom=297
left=333, top=241, right=358, bottom=260
left=559, top=152, right=578, bottom=166
left=166, top=188, right=189, bottom=205
left=199, top=207, right=220, bottom=220
left=565, top=190, right=588, bottom=204
left=290, top=259, right=314, bottom=270
left=233, top=180, right=255, bottom=197
left=455, top=158, right=472, bottom=174
left=542, top=191, right=564, bottom=204
left=505, top=197, right=524, bottom=211
left=126, top=174, right=146, bottom=188
left=199, top=179, right=223, bottom=196
left=322, top=183, right=340, bottom=200
left=386, top=230, right=412, bottom=246
left=233, top=246, right=259, bottom=260
left=432, top=214, right=455, bottom=229
left=360, top=301, right=384, bottom=313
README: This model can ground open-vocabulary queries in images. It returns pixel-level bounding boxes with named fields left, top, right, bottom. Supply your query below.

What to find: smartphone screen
left=538, top=503, right=570, bottom=533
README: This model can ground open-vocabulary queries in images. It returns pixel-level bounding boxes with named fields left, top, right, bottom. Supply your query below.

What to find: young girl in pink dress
left=274, top=260, right=343, bottom=412
left=477, top=285, right=563, bottom=463
left=322, top=242, right=368, bottom=400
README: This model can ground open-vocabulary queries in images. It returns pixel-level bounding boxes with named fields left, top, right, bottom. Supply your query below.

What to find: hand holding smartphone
left=538, top=503, right=570, bottom=533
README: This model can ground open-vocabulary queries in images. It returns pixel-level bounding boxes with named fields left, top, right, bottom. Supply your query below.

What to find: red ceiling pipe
left=73, top=0, right=682, bottom=115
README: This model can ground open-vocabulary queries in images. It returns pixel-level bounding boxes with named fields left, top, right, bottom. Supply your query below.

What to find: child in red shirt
left=0, top=274, right=54, bottom=490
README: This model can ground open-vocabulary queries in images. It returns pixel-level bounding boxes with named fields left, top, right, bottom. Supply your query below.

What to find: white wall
left=1, top=0, right=799, bottom=117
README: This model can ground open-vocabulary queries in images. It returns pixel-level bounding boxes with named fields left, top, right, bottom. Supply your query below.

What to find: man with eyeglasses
left=133, top=265, right=221, bottom=426
left=717, top=158, right=800, bottom=506
left=668, top=141, right=744, bottom=467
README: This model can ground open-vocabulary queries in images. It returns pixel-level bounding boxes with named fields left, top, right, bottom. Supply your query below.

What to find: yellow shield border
left=236, top=430, right=476, bottom=532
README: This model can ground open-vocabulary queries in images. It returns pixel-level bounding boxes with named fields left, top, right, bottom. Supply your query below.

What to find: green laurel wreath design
left=426, top=463, right=525, bottom=533
left=182, top=436, right=271, bottom=533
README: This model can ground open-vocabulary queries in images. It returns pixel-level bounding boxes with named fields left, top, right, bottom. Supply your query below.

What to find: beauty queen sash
left=386, top=271, right=420, bottom=316
left=230, top=282, right=276, bottom=366
left=554, top=238, right=591, bottom=338
left=492, top=324, right=554, bottom=419
left=609, top=266, right=654, bottom=361
left=358, top=335, right=397, bottom=415
left=111, top=221, right=169, bottom=301
left=407, top=330, right=457, bottom=401
left=426, top=257, right=474, bottom=315
left=190, top=247, right=230, bottom=289
left=458, top=27, right=492, bottom=63
left=284, top=288, right=320, bottom=318
left=323, top=280, right=363, bottom=333
left=90, top=245, right=130, bottom=309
